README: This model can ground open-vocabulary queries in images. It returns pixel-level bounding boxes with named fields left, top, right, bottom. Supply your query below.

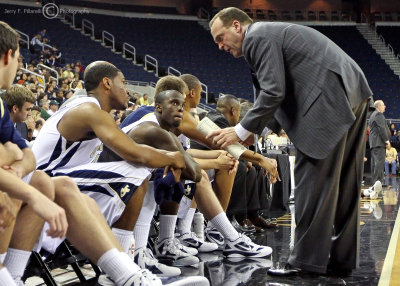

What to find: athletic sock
left=133, top=224, right=150, bottom=251
left=3, top=248, right=31, bottom=280
left=158, top=215, right=177, bottom=242
left=97, top=248, right=141, bottom=285
left=112, top=228, right=134, bottom=253
left=177, top=208, right=196, bottom=235
left=210, top=212, right=240, bottom=241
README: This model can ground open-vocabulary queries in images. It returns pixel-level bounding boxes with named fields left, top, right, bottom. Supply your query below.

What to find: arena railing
left=167, top=66, right=181, bottom=76
left=15, top=29, right=29, bottom=50
left=122, top=43, right=136, bottom=64
left=102, top=30, right=115, bottom=52
left=144, top=55, right=158, bottom=76
left=82, top=19, right=94, bottom=39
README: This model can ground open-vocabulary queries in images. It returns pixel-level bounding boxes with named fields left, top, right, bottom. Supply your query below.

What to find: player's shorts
left=52, top=161, right=152, bottom=225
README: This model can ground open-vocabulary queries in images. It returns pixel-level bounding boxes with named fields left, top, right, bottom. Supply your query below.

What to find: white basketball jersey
left=32, top=97, right=103, bottom=173
left=121, top=112, right=159, bottom=134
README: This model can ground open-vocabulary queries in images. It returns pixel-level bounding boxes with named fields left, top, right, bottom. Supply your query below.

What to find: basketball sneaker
left=133, top=247, right=181, bottom=277
left=154, top=237, right=199, bottom=267
left=176, top=232, right=218, bottom=253
left=223, top=233, right=272, bottom=258
left=204, top=226, right=224, bottom=250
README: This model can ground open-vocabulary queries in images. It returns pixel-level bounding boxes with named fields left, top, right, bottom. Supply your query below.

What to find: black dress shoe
left=267, top=263, right=301, bottom=276
left=230, top=216, right=256, bottom=233
left=250, top=215, right=277, bottom=229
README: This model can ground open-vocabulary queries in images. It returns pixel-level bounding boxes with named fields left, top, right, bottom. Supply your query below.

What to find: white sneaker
left=370, top=181, right=382, bottom=199
left=205, top=226, right=224, bottom=250
left=133, top=247, right=181, bottom=277
left=173, top=237, right=198, bottom=256
left=160, top=276, right=210, bottom=286
left=177, top=232, right=218, bottom=253
left=98, top=269, right=162, bottom=286
left=223, top=233, right=272, bottom=258
left=155, top=237, right=199, bottom=267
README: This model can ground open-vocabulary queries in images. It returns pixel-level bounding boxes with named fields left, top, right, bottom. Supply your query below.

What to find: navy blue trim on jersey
left=52, top=141, right=82, bottom=170
left=120, top=105, right=155, bottom=128
left=54, top=169, right=124, bottom=179
left=37, top=136, right=63, bottom=170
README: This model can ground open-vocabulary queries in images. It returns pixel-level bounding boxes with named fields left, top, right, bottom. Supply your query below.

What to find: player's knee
left=31, top=170, right=55, bottom=200
left=53, top=176, right=81, bottom=201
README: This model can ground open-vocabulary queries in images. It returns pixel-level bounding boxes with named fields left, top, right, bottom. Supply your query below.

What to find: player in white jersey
left=101, top=90, right=273, bottom=268
left=31, top=61, right=212, bottom=286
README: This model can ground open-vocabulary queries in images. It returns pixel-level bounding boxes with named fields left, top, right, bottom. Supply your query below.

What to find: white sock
left=134, top=224, right=150, bottom=251
left=134, top=182, right=156, bottom=250
left=193, top=212, right=205, bottom=241
left=177, top=208, right=196, bottom=235
left=3, top=248, right=31, bottom=280
left=0, top=252, right=6, bottom=264
left=158, top=215, right=177, bottom=242
left=0, top=267, right=17, bottom=286
left=210, top=212, right=240, bottom=241
left=112, top=228, right=134, bottom=253
left=97, top=248, right=141, bottom=286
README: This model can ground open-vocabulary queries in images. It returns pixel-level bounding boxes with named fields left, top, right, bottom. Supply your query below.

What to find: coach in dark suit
left=208, top=7, right=372, bottom=275
left=369, top=100, right=389, bottom=184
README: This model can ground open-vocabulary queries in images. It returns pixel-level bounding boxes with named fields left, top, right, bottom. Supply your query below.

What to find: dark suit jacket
left=240, top=22, right=373, bottom=159
left=369, top=110, right=389, bottom=148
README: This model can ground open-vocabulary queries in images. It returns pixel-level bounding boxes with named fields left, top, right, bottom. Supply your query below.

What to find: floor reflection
left=196, top=176, right=400, bottom=286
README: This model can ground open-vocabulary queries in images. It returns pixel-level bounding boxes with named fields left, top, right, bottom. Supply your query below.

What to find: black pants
left=288, top=99, right=369, bottom=273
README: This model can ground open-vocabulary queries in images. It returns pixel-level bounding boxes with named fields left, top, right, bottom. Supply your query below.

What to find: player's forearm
left=187, top=149, right=220, bottom=159
left=192, top=158, right=220, bottom=170
left=10, top=148, right=36, bottom=177
left=239, top=150, right=264, bottom=165
left=0, top=168, right=39, bottom=204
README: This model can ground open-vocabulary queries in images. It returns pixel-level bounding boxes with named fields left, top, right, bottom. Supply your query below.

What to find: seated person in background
left=385, top=142, right=398, bottom=176
left=138, top=93, right=149, bottom=106
left=2, top=85, right=35, bottom=142
left=191, top=95, right=277, bottom=232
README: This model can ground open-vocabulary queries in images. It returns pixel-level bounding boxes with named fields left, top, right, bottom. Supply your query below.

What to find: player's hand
left=260, top=157, right=280, bottom=184
left=0, top=191, right=17, bottom=232
left=169, top=151, right=186, bottom=169
left=28, top=193, right=68, bottom=238
left=216, top=151, right=236, bottom=171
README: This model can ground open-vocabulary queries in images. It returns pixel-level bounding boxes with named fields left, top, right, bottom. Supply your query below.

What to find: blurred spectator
left=138, top=93, right=149, bottom=105
left=62, top=64, right=74, bottom=78
left=47, top=100, right=59, bottom=116
left=389, top=123, right=397, bottom=136
left=32, top=118, right=45, bottom=140
left=385, top=142, right=398, bottom=176
left=39, top=98, right=51, bottom=120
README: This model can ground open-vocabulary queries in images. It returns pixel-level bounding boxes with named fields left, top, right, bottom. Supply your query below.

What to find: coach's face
left=211, top=18, right=243, bottom=58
